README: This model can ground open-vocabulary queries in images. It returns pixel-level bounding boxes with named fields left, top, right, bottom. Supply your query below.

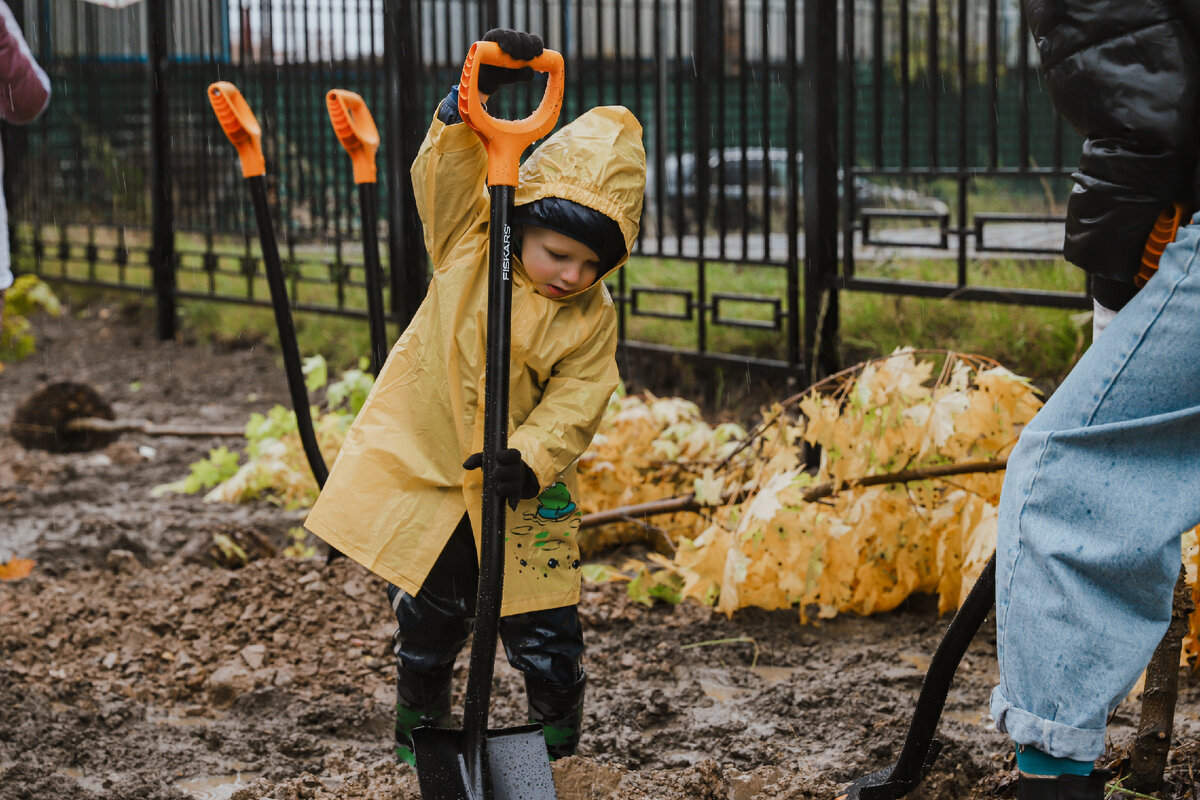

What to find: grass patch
left=840, top=293, right=1086, bottom=387
left=620, top=254, right=1090, bottom=387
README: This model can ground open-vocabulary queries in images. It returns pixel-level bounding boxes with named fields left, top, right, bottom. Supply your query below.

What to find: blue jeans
left=990, top=213, right=1200, bottom=761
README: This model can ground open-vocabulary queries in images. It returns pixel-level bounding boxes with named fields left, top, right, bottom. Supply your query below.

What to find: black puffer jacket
left=1023, top=0, right=1200, bottom=306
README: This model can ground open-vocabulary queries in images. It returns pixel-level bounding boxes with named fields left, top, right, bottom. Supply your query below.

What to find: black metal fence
left=8, top=0, right=1086, bottom=382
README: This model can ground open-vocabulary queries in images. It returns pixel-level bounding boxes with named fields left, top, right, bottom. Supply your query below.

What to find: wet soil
left=4, top=302, right=1200, bottom=800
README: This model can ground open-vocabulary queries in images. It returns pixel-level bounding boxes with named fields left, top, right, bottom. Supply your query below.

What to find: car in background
left=642, top=146, right=949, bottom=236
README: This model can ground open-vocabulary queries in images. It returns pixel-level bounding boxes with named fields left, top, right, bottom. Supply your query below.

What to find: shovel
left=206, top=83, right=347, bottom=562
left=325, top=89, right=390, bottom=375
left=410, top=41, right=565, bottom=800
left=206, top=82, right=329, bottom=491
left=835, top=552, right=996, bottom=800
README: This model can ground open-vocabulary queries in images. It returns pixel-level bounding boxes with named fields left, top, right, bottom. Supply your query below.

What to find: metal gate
left=8, top=0, right=1084, bottom=383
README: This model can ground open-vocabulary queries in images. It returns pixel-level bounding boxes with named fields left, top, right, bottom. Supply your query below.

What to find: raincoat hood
left=515, top=105, right=645, bottom=288
left=513, top=197, right=626, bottom=274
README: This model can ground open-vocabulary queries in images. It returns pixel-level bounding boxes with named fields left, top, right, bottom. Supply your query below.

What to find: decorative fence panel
left=8, top=0, right=1084, bottom=381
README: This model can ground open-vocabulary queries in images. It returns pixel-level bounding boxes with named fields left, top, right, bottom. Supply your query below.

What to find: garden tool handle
left=326, top=89, right=379, bottom=184
left=458, top=41, right=565, bottom=186
left=326, top=89, right=388, bottom=374
left=207, top=82, right=265, bottom=179
left=1137, top=202, right=1189, bottom=288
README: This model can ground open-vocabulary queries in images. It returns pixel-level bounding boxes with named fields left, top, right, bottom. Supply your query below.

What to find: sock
left=1015, top=745, right=1093, bottom=777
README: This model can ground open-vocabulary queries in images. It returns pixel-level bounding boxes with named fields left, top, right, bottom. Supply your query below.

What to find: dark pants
left=386, top=514, right=584, bottom=686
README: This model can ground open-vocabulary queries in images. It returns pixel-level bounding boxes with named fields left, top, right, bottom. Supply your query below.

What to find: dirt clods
left=6, top=306, right=1200, bottom=799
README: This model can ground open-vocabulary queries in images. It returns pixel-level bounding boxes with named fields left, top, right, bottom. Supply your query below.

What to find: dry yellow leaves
left=590, top=351, right=1200, bottom=667
left=1182, top=528, right=1200, bottom=667
left=202, top=413, right=348, bottom=508
left=583, top=349, right=1039, bottom=622
left=0, top=557, right=35, bottom=581
left=575, top=391, right=752, bottom=555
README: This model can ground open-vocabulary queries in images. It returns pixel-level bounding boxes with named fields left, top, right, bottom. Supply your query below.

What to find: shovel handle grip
left=1137, top=202, right=1189, bottom=288
left=458, top=41, right=564, bottom=187
left=207, top=82, right=265, bottom=179
left=326, top=89, right=380, bottom=185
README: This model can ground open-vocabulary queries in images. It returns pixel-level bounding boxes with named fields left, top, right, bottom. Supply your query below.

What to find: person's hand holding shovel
left=476, top=28, right=544, bottom=101
left=463, top=448, right=540, bottom=510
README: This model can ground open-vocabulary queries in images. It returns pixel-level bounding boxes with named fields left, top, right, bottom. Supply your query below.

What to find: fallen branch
left=9, top=379, right=245, bottom=452
left=10, top=417, right=245, bottom=439
left=579, top=457, right=1008, bottom=529
left=65, top=417, right=245, bottom=438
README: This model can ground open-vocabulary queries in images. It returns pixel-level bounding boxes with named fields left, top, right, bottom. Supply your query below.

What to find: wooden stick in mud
left=1129, top=565, right=1193, bottom=794
left=9, top=417, right=244, bottom=439
left=8, top=380, right=245, bottom=452
left=61, top=417, right=245, bottom=438
left=579, top=457, right=1009, bottom=529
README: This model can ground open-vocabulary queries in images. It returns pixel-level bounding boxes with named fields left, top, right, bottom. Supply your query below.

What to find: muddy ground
left=5, top=301, right=1200, bottom=800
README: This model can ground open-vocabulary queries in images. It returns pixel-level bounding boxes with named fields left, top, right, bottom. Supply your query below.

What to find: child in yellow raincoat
left=303, top=28, right=645, bottom=764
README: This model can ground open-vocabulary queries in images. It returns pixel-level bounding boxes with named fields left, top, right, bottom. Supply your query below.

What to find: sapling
left=155, top=357, right=374, bottom=507
left=0, top=275, right=60, bottom=365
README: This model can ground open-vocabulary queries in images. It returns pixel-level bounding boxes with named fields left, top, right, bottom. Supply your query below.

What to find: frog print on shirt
left=508, top=481, right=583, bottom=580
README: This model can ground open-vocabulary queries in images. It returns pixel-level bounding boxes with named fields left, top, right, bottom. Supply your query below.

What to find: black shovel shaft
left=247, top=174, right=329, bottom=489
left=358, top=182, right=389, bottom=375
left=461, top=183, right=516, bottom=800
left=880, top=552, right=997, bottom=792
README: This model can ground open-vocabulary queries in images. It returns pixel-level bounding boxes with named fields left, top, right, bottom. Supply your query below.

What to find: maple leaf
left=904, top=390, right=971, bottom=453
left=744, top=470, right=798, bottom=523
left=717, top=546, right=751, bottom=615
left=0, top=557, right=35, bottom=581
left=693, top=469, right=726, bottom=507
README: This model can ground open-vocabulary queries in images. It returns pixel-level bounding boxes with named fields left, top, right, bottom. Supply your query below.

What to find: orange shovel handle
left=1137, top=202, right=1189, bottom=288
left=326, top=89, right=380, bottom=184
left=458, top=41, right=565, bottom=187
left=207, top=82, right=265, bottom=179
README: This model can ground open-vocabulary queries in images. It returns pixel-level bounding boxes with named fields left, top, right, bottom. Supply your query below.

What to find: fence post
left=384, top=0, right=427, bottom=329
left=693, top=0, right=721, bottom=356
left=801, top=0, right=840, bottom=383
left=785, top=0, right=801, bottom=369
left=147, top=0, right=176, bottom=341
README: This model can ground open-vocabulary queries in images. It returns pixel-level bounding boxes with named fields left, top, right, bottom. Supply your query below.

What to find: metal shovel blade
left=413, top=724, right=557, bottom=800
left=833, top=741, right=943, bottom=800
left=834, top=554, right=995, bottom=800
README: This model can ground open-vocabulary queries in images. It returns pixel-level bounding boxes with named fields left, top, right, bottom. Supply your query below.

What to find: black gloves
left=462, top=448, right=541, bottom=510
left=476, top=28, right=544, bottom=95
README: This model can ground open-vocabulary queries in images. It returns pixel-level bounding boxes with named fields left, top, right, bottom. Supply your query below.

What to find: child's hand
left=463, top=448, right=541, bottom=510
left=476, top=29, right=544, bottom=95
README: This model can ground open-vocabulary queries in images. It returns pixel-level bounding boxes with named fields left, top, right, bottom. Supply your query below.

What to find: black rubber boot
left=394, top=661, right=454, bottom=766
left=524, top=671, right=586, bottom=760
left=1017, top=770, right=1111, bottom=800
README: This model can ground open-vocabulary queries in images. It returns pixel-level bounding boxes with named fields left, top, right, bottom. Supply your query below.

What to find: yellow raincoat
left=305, top=105, right=645, bottom=616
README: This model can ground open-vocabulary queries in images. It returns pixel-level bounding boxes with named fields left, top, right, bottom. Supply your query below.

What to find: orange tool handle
left=326, top=89, right=380, bottom=184
left=458, top=41, right=565, bottom=187
left=1137, top=202, right=1190, bottom=288
left=207, top=82, right=265, bottom=179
